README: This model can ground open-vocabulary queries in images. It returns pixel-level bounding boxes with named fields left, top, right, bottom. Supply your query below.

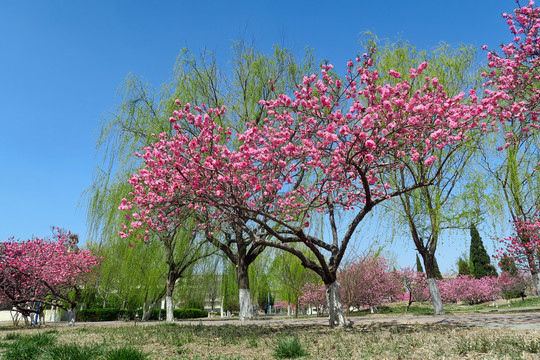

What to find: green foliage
left=499, top=256, right=518, bottom=276
left=273, top=337, right=307, bottom=359
left=257, top=276, right=274, bottom=312
left=269, top=245, right=318, bottom=315
left=457, top=256, right=472, bottom=276
left=222, top=259, right=239, bottom=312
left=76, top=308, right=135, bottom=322
left=3, top=333, right=22, bottom=341
left=469, top=224, right=497, bottom=278
left=77, top=307, right=207, bottom=321
left=173, top=308, right=208, bottom=319
left=433, top=257, right=443, bottom=280
left=415, top=254, right=424, bottom=273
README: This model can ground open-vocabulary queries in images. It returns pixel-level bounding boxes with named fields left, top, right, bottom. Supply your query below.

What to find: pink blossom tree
left=117, top=109, right=269, bottom=320
left=498, top=271, right=532, bottom=301
left=339, top=256, right=402, bottom=313
left=494, top=209, right=540, bottom=295
left=439, top=275, right=499, bottom=305
left=481, top=0, right=540, bottom=296
left=298, top=282, right=326, bottom=315
left=397, top=267, right=430, bottom=310
left=232, top=54, right=485, bottom=326
left=0, top=231, right=100, bottom=325
left=118, top=47, right=488, bottom=326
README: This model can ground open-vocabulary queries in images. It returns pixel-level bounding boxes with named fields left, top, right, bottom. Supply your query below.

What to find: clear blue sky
left=0, top=0, right=516, bottom=272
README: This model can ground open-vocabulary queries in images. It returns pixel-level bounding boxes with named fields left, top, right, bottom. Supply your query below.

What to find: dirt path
left=18, top=309, right=539, bottom=331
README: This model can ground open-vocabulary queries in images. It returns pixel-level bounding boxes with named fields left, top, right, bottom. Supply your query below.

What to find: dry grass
left=1, top=322, right=540, bottom=359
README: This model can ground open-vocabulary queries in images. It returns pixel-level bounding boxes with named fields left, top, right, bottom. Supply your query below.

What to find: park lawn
left=1, top=322, right=540, bottom=360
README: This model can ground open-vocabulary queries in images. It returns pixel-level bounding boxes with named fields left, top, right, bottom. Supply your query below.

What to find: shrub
left=173, top=308, right=208, bottom=319
left=273, top=336, right=307, bottom=359
left=76, top=308, right=135, bottom=322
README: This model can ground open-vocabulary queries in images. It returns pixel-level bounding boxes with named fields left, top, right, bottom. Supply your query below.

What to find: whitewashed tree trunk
left=427, top=278, right=444, bottom=315
left=238, top=288, right=253, bottom=320
left=220, top=297, right=224, bottom=318
left=287, top=303, right=290, bottom=317
left=68, top=308, right=76, bottom=325
left=165, top=295, right=174, bottom=322
left=325, top=281, right=346, bottom=328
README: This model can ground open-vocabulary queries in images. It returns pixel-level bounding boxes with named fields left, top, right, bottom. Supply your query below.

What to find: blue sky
left=0, top=0, right=517, bottom=272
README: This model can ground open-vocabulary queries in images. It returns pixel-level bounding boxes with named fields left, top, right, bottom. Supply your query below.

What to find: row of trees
left=298, top=256, right=532, bottom=315
left=84, top=1, right=540, bottom=328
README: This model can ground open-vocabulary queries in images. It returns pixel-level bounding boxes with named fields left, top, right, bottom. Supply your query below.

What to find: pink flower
left=424, top=156, right=437, bottom=166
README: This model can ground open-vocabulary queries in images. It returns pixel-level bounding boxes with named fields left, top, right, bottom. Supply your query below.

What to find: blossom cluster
left=0, top=231, right=100, bottom=314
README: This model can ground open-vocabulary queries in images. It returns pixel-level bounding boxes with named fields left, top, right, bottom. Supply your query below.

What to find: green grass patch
left=273, top=336, right=307, bottom=359
left=0, top=331, right=147, bottom=360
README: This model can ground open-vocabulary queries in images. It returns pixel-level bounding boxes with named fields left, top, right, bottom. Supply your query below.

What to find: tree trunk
left=68, top=305, right=76, bottom=325
left=165, top=277, right=175, bottom=322
left=325, top=281, right=346, bottom=328
left=532, top=271, right=540, bottom=298
left=142, top=302, right=156, bottom=321
left=422, top=253, right=445, bottom=315
left=237, top=260, right=253, bottom=320
left=427, top=278, right=444, bottom=315
left=220, top=297, right=224, bottom=318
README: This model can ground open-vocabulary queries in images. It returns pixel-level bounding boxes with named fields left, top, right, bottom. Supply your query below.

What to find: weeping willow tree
left=87, top=237, right=166, bottom=316
left=85, top=40, right=317, bottom=321
left=269, top=245, right=318, bottom=317
left=481, top=122, right=540, bottom=296
left=370, top=36, right=484, bottom=314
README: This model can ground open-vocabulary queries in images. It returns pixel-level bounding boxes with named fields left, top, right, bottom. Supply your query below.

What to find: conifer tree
left=457, top=256, right=472, bottom=275
left=499, top=256, right=518, bottom=276
left=470, top=224, right=497, bottom=278
left=416, top=254, right=424, bottom=273
left=433, top=257, right=443, bottom=280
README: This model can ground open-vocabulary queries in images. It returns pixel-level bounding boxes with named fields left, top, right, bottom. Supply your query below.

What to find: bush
left=173, top=308, right=208, bottom=319
left=76, top=308, right=135, bottom=322
left=273, top=336, right=307, bottom=359
left=77, top=307, right=207, bottom=322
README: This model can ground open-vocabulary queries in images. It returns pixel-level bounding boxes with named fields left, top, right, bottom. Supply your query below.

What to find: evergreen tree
left=416, top=254, right=424, bottom=273
left=433, top=257, right=443, bottom=280
left=499, top=255, right=518, bottom=276
left=457, top=256, right=472, bottom=275
left=470, top=224, right=498, bottom=278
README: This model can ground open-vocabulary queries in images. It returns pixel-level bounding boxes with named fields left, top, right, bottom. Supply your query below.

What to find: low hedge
left=77, top=308, right=207, bottom=322
left=76, top=308, right=134, bottom=322
left=174, top=308, right=208, bottom=319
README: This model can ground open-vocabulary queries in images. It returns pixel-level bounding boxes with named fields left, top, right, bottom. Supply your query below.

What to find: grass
left=1, top=322, right=540, bottom=359
left=273, top=336, right=307, bottom=359
left=0, top=330, right=148, bottom=360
